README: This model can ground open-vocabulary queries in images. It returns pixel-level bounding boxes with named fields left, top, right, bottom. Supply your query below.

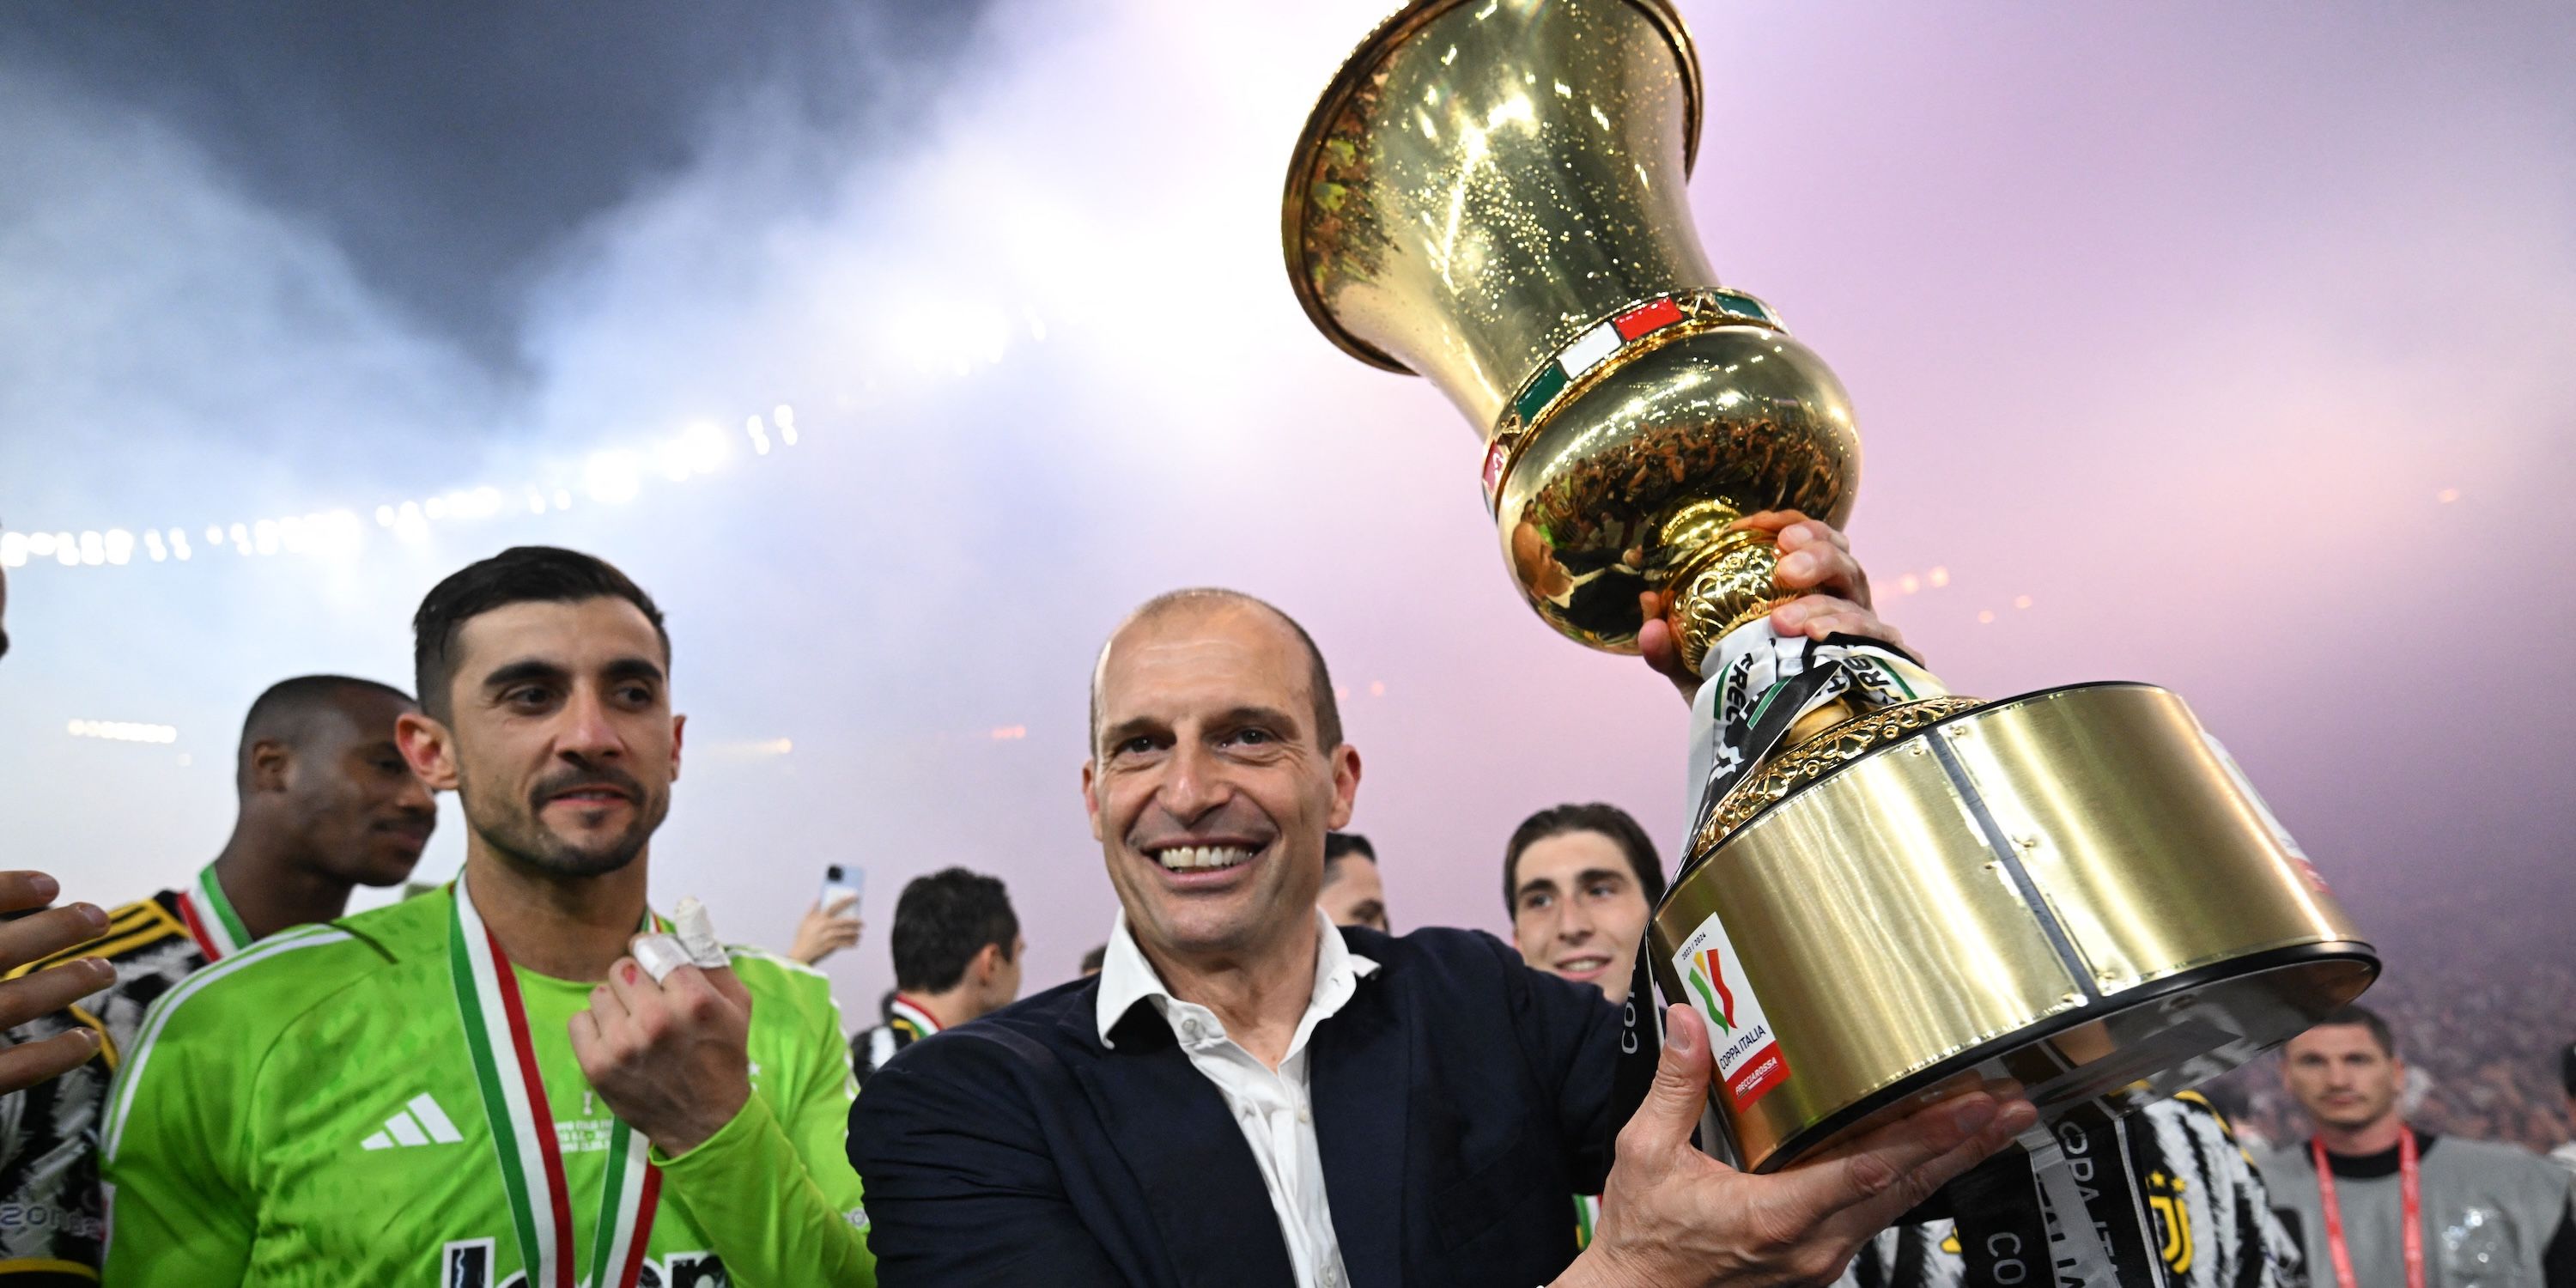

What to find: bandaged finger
left=633, top=933, right=693, bottom=982
left=670, top=896, right=729, bottom=969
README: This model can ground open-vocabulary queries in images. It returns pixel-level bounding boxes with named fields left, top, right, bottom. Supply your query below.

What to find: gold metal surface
left=1286, top=0, right=1703, bottom=380
left=1283, top=0, right=1855, bottom=665
left=1697, top=696, right=1987, bottom=842
left=1652, top=685, right=2374, bottom=1171
left=1937, top=690, right=2358, bottom=993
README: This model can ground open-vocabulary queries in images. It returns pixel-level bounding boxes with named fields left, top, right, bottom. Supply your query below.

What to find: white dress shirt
left=1096, top=908, right=1381, bottom=1288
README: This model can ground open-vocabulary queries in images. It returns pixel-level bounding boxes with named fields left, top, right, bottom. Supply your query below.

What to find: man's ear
left=669, top=712, right=685, bottom=783
left=1326, top=743, right=1363, bottom=832
left=973, top=941, right=1005, bottom=984
left=1082, top=760, right=1104, bottom=842
left=246, top=738, right=294, bottom=794
left=395, top=710, right=462, bottom=793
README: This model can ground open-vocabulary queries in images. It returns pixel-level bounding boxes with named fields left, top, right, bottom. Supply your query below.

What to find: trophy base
left=1649, top=681, right=2377, bottom=1175
left=1752, top=941, right=2376, bottom=1177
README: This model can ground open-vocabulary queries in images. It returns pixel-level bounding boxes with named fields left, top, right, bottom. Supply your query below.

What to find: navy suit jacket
left=847, top=925, right=1621, bottom=1288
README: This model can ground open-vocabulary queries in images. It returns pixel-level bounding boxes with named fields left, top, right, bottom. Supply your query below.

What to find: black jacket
left=848, top=924, right=1620, bottom=1288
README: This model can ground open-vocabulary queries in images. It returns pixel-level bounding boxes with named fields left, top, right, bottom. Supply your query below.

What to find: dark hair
left=1503, top=803, right=1666, bottom=914
left=890, top=867, right=1020, bottom=993
left=1079, top=943, right=1108, bottom=975
left=2561, top=1041, right=2576, bottom=1099
left=411, top=546, right=668, bottom=719
left=1091, top=587, right=1341, bottom=752
left=1324, top=832, right=1376, bottom=870
left=2311, top=1004, right=2397, bottom=1058
left=236, top=675, right=415, bottom=792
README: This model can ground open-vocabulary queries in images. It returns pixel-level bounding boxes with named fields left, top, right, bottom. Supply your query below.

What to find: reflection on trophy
left=1282, top=0, right=2376, bottom=1176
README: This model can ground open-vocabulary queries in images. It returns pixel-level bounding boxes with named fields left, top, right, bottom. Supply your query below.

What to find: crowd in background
left=2215, top=948, right=2576, bottom=1156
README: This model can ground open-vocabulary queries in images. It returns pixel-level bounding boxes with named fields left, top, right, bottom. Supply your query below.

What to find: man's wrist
left=1549, top=1243, right=1630, bottom=1288
left=645, top=1083, right=751, bottom=1158
left=1556, top=1238, right=1681, bottom=1288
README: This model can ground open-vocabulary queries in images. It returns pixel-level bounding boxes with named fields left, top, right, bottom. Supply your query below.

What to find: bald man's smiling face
left=1083, top=600, right=1359, bottom=969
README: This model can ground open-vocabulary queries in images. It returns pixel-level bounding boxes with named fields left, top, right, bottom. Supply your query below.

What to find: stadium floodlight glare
left=585, top=450, right=643, bottom=503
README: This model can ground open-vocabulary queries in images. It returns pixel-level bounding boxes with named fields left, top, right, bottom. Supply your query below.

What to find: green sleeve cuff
left=647, top=1091, right=874, bottom=1285
left=650, top=1090, right=775, bottom=1170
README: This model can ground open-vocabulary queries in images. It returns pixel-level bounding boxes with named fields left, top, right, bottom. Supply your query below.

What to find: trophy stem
left=1668, top=526, right=1790, bottom=676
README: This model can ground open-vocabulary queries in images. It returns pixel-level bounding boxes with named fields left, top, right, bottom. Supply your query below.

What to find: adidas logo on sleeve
left=360, top=1093, right=465, bottom=1151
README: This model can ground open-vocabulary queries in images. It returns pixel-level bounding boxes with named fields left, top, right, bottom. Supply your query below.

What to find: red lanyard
left=2314, top=1129, right=2422, bottom=1288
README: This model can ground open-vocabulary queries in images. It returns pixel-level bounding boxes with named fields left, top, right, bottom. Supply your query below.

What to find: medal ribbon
left=449, top=878, right=665, bottom=1288
left=175, top=862, right=252, bottom=961
left=889, top=995, right=944, bottom=1038
left=2313, top=1129, right=2422, bottom=1288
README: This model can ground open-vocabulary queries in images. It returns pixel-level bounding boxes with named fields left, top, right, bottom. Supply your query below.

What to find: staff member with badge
left=103, top=548, right=872, bottom=1287
left=2255, top=1006, right=2576, bottom=1288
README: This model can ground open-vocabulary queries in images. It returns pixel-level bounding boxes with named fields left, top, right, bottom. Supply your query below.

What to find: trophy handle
left=1661, top=507, right=1790, bottom=677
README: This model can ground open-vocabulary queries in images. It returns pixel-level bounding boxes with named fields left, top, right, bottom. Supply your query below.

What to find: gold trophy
left=1283, top=0, right=2374, bottom=1174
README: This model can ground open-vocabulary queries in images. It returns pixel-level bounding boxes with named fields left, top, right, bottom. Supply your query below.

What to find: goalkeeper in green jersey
left=103, top=547, right=874, bottom=1287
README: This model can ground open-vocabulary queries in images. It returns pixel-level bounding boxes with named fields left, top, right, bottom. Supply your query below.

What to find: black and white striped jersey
left=0, top=890, right=205, bottom=1283
left=1844, top=1092, right=2303, bottom=1288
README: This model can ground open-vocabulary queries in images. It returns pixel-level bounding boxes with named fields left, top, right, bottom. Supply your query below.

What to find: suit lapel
left=1311, top=966, right=1408, bottom=1288
left=1066, top=1005, right=1300, bottom=1288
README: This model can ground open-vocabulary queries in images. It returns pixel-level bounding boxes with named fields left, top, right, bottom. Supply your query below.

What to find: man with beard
left=103, top=547, right=872, bottom=1287
left=1, top=675, right=434, bottom=1284
left=850, top=569, right=2036, bottom=1288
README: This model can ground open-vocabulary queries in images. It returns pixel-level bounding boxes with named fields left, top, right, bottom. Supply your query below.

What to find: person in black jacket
left=849, top=567, right=2032, bottom=1287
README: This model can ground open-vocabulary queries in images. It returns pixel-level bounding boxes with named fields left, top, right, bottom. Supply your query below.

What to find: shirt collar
left=1096, top=906, right=1379, bottom=1049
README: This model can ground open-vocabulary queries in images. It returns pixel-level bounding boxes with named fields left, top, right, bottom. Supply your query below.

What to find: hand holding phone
left=791, top=866, right=866, bottom=965
left=820, top=865, right=865, bottom=915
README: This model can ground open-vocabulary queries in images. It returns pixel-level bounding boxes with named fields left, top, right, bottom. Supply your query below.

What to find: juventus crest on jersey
left=1842, top=1093, right=2301, bottom=1288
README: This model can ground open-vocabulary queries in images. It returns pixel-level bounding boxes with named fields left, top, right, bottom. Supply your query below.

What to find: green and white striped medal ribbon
left=448, top=878, right=665, bottom=1288
left=176, top=862, right=252, bottom=960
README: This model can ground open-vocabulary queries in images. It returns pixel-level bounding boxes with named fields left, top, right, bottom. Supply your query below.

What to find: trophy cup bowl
left=1284, top=0, right=2375, bottom=1174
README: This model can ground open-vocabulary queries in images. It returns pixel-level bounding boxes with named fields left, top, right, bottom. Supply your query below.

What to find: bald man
left=0, top=674, right=435, bottom=1282
left=852, top=585, right=2032, bottom=1288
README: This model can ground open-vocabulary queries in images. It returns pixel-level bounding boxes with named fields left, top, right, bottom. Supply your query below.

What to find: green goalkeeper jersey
left=99, top=885, right=875, bottom=1287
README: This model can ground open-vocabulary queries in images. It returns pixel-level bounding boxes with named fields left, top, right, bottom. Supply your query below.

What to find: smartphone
left=820, top=864, right=865, bottom=915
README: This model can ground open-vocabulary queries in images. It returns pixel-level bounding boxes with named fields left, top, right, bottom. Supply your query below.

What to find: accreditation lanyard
left=2313, top=1130, right=2423, bottom=1288
left=449, top=878, right=665, bottom=1288
left=174, top=862, right=252, bottom=961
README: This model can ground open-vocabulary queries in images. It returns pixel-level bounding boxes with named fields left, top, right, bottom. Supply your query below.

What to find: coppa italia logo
left=1682, top=948, right=1736, bottom=1031
left=1669, top=914, right=1791, bottom=1110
